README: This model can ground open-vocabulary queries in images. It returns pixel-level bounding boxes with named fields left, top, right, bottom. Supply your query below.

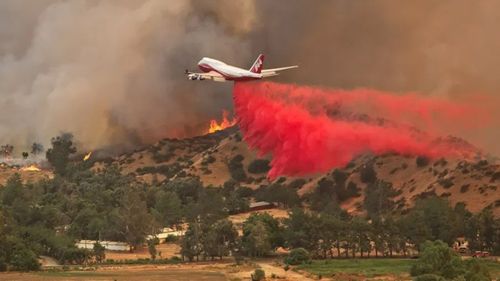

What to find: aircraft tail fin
left=249, top=54, right=264, bottom=74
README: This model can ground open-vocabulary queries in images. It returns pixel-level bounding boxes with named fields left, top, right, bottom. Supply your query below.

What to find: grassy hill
left=91, top=126, right=500, bottom=216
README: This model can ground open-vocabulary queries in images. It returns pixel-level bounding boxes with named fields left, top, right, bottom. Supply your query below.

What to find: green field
left=297, top=258, right=500, bottom=278
left=297, top=258, right=414, bottom=278
left=0, top=269, right=227, bottom=281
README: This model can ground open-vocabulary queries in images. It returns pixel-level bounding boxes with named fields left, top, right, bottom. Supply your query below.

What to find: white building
left=76, top=240, right=131, bottom=251
left=147, top=227, right=185, bottom=243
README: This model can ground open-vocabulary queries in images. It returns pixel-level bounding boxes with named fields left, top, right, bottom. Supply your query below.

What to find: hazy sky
left=0, top=0, right=498, bottom=154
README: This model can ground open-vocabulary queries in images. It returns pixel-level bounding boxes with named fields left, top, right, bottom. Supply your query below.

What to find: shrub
left=248, top=159, right=271, bottom=174
left=360, top=164, right=377, bottom=183
left=288, top=179, right=306, bottom=189
left=165, top=234, right=179, bottom=243
left=416, top=156, right=430, bottom=167
left=410, top=240, right=491, bottom=281
left=201, top=155, right=216, bottom=165
left=285, top=248, right=310, bottom=265
left=228, top=155, right=247, bottom=181
left=251, top=269, right=265, bottom=281
left=460, top=184, right=469, bottom=193
left=9, top=247, right=40, bottom=271
left=491, top=171, right=500, bottom=182
left=438, top=178, right=454, bottom=189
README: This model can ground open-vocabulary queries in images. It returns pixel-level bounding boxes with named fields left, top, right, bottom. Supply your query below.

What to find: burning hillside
left=207, top=110, right=237, bottom=134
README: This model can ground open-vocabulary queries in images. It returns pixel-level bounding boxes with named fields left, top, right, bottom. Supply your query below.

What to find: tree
left=93, top=242, right=105, bottom=263
left=181, top=222, right=203, bottom=261
left=285, top=248, right=310, bottom=265
left=284, top=209, right=321, bottom=255
left=2, top=174, right=24, bottom=206
left=31, top=143, right=44, bottom=155
left=364, top=180, right=398, bottom=218
left=409, top=197, right=456, bottom=245
left=360, top=163, right=377, bottom=183
left=247, top=159, right=270, bottom=174
left=410, top=240, right=491, bottom=281
left=224, top=191, right=250, bottom=214
left=202, top=219, right=238, bottom=260
left=254, top=183, right=301, bottom=208
left=46, top=133, right=77, bottom=176
left=243, top=221, right=272, bottom=257
left=153, top=191, right=182, bottom=228
left=351, top=217, right=371, bottom=258
left=21, top=152, right=29, bottom=159
left=0, top=144, right=14, bottom=158
left=9, top=246, right=40, bottom=271
left=227, top=154, right=247, bottom=181
left=147, top=239, right=158, bottom=260
left=119, top=190, right=153, bottom=250
left=243, top=213, right=284, bottom=250
left=467, top=207, right=498, bottom=253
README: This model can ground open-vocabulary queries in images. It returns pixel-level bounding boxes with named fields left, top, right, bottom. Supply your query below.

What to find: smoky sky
left=0, top=0, right=499, bottom=155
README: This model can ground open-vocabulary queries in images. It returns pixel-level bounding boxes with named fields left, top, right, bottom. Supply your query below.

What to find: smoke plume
left=0, top=0, right=499, bottom=156
left=234, top=81, right=484, bottom=178
left=0, top=0, right=256, bottom=152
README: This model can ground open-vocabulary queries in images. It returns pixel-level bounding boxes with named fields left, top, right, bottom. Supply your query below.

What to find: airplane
left=185, top=54, right=298, bottom=82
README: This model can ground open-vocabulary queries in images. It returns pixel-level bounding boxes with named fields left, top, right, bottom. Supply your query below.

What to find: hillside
left=0, top=163, right=53, bottom=185
left=92, top=126, right=500, bottom=216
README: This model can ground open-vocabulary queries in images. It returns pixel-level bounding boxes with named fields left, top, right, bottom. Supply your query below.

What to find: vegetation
left=411, top=240, right=492, bottom=281
left=297, top=259, right=414, bottom=277
left=45, top=133, right=77, bottom=176
left=251, top=268, right=265, bottom=281
left=1, top=133, right=499, bottom=275
left=285, top=248, right=310, bottom=265
left=227, top=154, right=247, bottom=181
left=247, top=159, right=270, bottom=174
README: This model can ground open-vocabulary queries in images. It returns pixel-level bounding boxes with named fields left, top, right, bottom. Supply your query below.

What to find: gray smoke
left=0, top=0, right=499, bottom=155
left=250, top=0, right=500, bottom=155
left=0, top=0, right=255, bottom=152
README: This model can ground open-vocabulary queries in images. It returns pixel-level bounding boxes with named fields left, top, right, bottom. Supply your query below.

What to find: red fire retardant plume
left=233, top=81, right=477, bottom=179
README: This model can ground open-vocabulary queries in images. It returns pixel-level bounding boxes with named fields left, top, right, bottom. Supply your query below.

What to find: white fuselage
left=197, top=57, right=262, bottom=81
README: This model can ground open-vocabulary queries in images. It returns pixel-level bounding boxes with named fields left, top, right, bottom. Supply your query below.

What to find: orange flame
left=83, top=152, right=92, bottom=161
left=208, top=110, right=237, bottom=133
left=21, top=164, right=41, bottom=172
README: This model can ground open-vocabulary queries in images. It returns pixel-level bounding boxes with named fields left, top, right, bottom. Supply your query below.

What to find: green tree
left=360, top=163, right=377, bottom=183
left=247, top=159, right=270, bottom=174
left=9, top=246, right=40, bottom=271
left=363, top=180, right=398, bottom=218
left=202, top=219, right=238, bottom=260
left=181, top=222, right=203, bottom=261
left=119, top=190, right=152, bottom=250
left=284, top=209, right=321, bottom=255
left=285, top=248, right=310, bottom=265
left=243, top=213, right=284, bottom=250
left=93, top=242, right=105, bottom=263
left=410, top=197, right=456, bottom=245
left=46, top=133, right=77, bottom=176
left=351, top=217, right=371, bottom=258
left=411, top=240, right=491, bottom=281
left=153, top=191, right=182, bottom=228
left=244, top=221, right=271, bottom=257
left=147, top=238, right=158, bottom=260
left=31, top=143, right=44, bottom=155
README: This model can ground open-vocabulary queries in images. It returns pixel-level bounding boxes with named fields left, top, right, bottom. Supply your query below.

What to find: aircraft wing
left=261, top=65, right=298, bottom=77
left=186, top=70, right=225, bottom=81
